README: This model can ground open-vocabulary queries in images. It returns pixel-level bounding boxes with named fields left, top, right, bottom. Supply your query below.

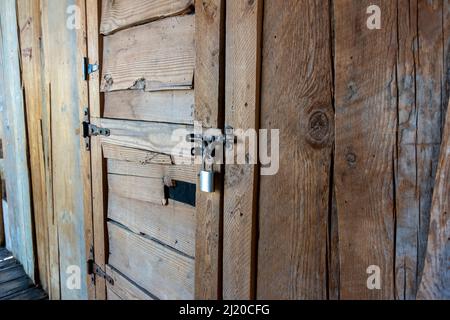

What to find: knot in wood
left=307, top=111, right=330, bottom=146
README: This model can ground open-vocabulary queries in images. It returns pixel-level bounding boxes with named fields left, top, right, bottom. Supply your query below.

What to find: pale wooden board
left=99, top=118, right=194, bottom=159
left=103, top=143, right=173, bottom=165
left=108, top=159, right=197, bottom=184
left=107, top=287, right=122, bottom=300
left=194, top=0, right=225, bottom=300
left=0, top=0, right=35, bottom=281
left=108, top=222, right=195, bottom=300
left=108, top=193, right=196, bottom=257
left=257, top=0, right=333, bottom=300
left=414, top=0, right=446, bottom=297
left=100, top=0, right=193, bottom=35
left=223, top=0, right=262, bottom=300
left=104, top=90, right=194, bottom=124
left=106, top=265, right=154, bottom=300
left=17, top=0, right=50, bottom=293
left=334, top=0, right=396, bottom=299
left=101, top=15, right=195, bottom=92
left=108, top=174, right=166, bottom=205
left=417, top=100, right=450, bottom=299
left=40, top=0, right=93, bottom=299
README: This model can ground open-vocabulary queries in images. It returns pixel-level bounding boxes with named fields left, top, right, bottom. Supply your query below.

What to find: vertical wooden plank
left=334, top=0, right=397, bottom=299
left=415, top=0, right=445, bottom=292
left=0, top=0, right=35, bottom=281
left=17, top=0, right=51, bottom=293
left=194, top=0, right=224, bottom=300
left=223, top=0, right=262, bottom=300
left=86, top=0, right=105, bottom=300
left=41, top=0, right=93, bottom=299
left=395, top=0, right=419, bottom=300
left=257, top=0, right=334, bottom=299
left=417, top=99, right=450, bottom=299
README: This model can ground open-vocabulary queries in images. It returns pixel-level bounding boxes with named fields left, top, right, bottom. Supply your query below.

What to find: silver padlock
left=199, top=169, right=215, bottom=193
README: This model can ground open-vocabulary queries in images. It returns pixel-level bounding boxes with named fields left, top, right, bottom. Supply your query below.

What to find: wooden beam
left=257, top=0, right=334, bottom=300
left=334, top=0, right=397, bottom=299
left=194, top=0, right=225, bottom=300
left=223, top=0, right=262, bottom=300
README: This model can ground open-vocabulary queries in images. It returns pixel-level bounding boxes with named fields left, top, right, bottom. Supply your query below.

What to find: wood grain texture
left=0, top=0, right=35, bottom=281
left=108, top=193, right=196, bottom=257
left=415, top=0, right=446, bottom=293
left=108, top=222, right=194, bottom=300
left=104, top=90, right=194, bottom=124
left=108, top=159, right=196, bottom=184
left=99, top=118, right=194, bottom=158
left=257, top=0, right=334, bottom=300
left=100, top=0, right=193, bottom=35
left=86, top=0, right=106, bottom=299
left=223, top=0, right=262, bottom=300
left=194, top=0, right=224, bottom=299
left=17, top=0, right=50, bottom=293
left=41, top=0, right=93, bottom=299
left=334, top=0, right=397, bottom=299
left=417, top=99, right=450, bottom=299
left=101, top=15, right=195, bottom=92
left=102, top=143, right=174, bottom=165
left=105, top=265, right=154, bottom=300
left=108, top=174, right=165, bottom=205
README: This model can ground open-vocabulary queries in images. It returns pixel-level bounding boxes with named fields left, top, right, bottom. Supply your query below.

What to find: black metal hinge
left=83, top=57, right=99, bottom=81
left=82, top=108, right=110, bottom=151
left=87, top=259, right=114, bottom=285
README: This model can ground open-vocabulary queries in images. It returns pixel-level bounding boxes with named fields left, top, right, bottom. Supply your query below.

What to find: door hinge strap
left=87, top=259, right=114, bottom=285
left=83, top=57, right=99, bottom=80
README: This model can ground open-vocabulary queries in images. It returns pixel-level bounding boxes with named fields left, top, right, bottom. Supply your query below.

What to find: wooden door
left=87, top=0, right=224, bottom=300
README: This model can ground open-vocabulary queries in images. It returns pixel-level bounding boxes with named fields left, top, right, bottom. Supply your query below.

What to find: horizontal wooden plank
left=101, top=15, right=195, bottom=92
left=106, top=265, right=155, bottom=300
left=108, top=193, right=196, bottom=257
left=107, top=159, right=197, bottom=184
left=107, top=287, right=122, bottom=300
left=100, top=0, right=193, bottom=35
left=99, top=118, right=193, bottom=159
left=102, top=143, right=173, bottom=165
left=0, top=265, right=26, bottom=285
left=108, top=174, right=165, bottom=205
left=107, top=222, right=194, bottom=300
left=104, top=90, right=194, bottom=124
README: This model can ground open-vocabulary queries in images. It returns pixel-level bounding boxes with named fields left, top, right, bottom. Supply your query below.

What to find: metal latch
left=82, top=108, right=110, bottom=151
left=187, top=127, right=235, bottom=193
left=83, top=57, right=99, bottom=80
left=87, top=259, right=114, bottom=285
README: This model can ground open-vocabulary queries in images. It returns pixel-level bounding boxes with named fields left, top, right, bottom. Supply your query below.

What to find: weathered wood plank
left=100, top=0, right=193, bottom=35
left=257, top=0, right=333, bottom=300
left=101, top=15, right=195, bottom=92
left=0, top=276, right=33, bottom=299
left=108, top=193, right=195, bottom=257
left=194, top=0, right=225, bottom=300
left=99, top=118, right=193, bottom=158
left=108, top=159, right=197, bottom=184
left=17, top=0, right=50, bottom=293
left=415, top=0, right=446, bottom=294
left=334, top=0, right=397, bottom=299
left=40, top=0, right=93, bottom=299
left=108, top=174, right=165, bottom=205
left=0, top=0, right=35, bottom=281
left=104, top=90, right=194, bottom=124
left=223, top=0, right=262, bottom=300
left=102, top=143, right=173, bottom=165
left=108, top=222, right=194, bottom=300
left=106, top=265, right=155, bottom=300
left=417, top=99, right=450, bottom=299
